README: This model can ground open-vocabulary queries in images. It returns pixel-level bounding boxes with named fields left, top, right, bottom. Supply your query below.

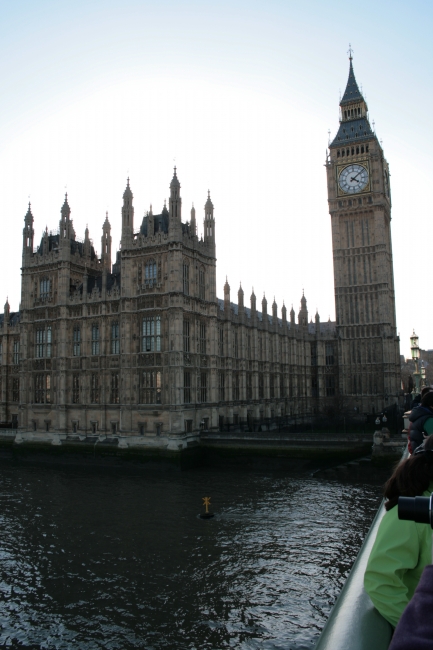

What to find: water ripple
left=0, top=465, right=383, bottom=649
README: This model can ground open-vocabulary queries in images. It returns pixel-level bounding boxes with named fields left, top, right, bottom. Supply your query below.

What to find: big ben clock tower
left=326, top=51, right=400, bottom=412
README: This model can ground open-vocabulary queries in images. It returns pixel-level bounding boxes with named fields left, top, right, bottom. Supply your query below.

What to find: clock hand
left=350, top=171, right=362, bottom=182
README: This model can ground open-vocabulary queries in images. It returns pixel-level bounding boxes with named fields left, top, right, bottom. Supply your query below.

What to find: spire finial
left=127, top=177, right=130, bottom=186
left=174, top=165, right=177, bottom=176
left=348, top=43, right=353, bottom=61
left=208, top=189, right=210, bottom=199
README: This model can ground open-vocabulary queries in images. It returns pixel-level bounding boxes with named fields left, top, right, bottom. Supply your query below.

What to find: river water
left=0, top=461, right=384, bottom=649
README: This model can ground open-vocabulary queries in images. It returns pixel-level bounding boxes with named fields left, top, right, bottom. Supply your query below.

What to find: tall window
left=12, top=378, right=19, bottom=402
left=140, top=371, right=162, bottom=404
left=247, top=333, right=251, bottom=359
left=91, top=325, right=100, bottom=355
left=198, top=267, right=205, bottom=300
left=258, top=373, right=264, bottom=399
left=247, top=373, right=253, bottom=400
left=40, top=278, right=51, bottom=299
left=183, top=320, right=190, bottom=352
left=142, top=316, right=161, bottom=352
left=111, top=373, right=119, bottom=404
left=184, top=371, right=191, bottom=403
left=219, top=328, right=224, bottom=356
left=199, top=323, right=206, bottom=355
left=13, top=341, right=20, bottom=365
left=183, top=262, right=189, bottom=295
left=199, top=372, right=207, bottom=403
left=35, top=327, right=52, bottom=358
left=73, top=327, right=81, bottom=357
left=145, top=261, right=157, bottom=286
left=325, top=343, right=334, bottom=366
left=234, top=332, right=239, bottom=358
left=326, top=375, right=335, bottom=397
left=311, top=343, right=317, bottom=366
left=111, top=322, right=120, bottom=354
left=233, top=373, right=240, bottom=401
left=270, top=374, right=274, bottom=399
left=91, top=374, right=99, bottom=403
left=72, top=375, right=80, bottom=403
left=219, top=372, right=225, bottom=401
left=35, top=374, right=51, bottom=404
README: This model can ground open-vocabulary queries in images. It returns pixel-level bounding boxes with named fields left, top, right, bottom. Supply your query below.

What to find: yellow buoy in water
left=200, top=496, right=214, bottom=519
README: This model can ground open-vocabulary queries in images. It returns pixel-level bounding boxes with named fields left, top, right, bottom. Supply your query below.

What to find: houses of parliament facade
left=0, top=57, right=401, bottom=440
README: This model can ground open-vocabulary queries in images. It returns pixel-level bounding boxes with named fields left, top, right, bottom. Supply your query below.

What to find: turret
left=204, top=190, right=215, bottom=247
left=101, top=212, right=112, bottom=271
left=59, top=193, right=75, bottom=246
left=282, top=302, right=287, bottom=323
left=315, top=310, right=320, bottom=334
left=250, top=289, right=256, bottom=321
left=190, top=204, right=196, bottom=236
left=262, top=293, right=268, bottom=318
left=238, top=283, right=244, bottom=315
left=148, top=205, right=154, bottom=238
left=22, top=202, right=34, bottom=259
left=169, top=167, right=182, bottom=237
left=298, top=292, right=308, bottom=328
left=272, top=297, right=278, bottom=321
left=121, top=178, right=134, bottom=245
left=224, top=277, right=230, bottom=312
left=84, top=225, right=91, bottom=257
left=290, top=304, right=295, bottom=325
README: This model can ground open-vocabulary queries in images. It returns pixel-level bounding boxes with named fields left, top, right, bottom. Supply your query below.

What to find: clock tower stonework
left=326, top=54, right=400, bottom=411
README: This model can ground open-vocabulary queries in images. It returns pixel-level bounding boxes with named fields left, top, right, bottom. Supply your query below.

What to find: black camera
left=398, top=495, right=433, bottom=527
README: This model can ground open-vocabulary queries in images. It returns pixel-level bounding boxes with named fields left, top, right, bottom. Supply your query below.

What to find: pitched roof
left=341, top=59, right=363, bottom=106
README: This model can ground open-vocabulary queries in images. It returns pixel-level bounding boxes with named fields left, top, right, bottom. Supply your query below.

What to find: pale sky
left=0, top=0, right=432, bottom=358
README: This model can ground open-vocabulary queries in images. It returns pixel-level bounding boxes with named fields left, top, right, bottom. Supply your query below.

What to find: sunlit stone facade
left=0, top=58, right=400, bottom=437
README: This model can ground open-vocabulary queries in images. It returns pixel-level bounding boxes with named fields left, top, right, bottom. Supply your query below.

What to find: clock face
left=338, top=164, right=369, bottom=194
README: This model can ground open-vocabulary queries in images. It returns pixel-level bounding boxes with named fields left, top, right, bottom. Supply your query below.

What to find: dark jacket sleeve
left=388, top=565, right=433, bottom=650
left=410, top=427, right=425, bottom=452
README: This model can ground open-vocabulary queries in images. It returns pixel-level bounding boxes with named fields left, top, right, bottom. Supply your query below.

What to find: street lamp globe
left=410, top=330, right=420, bottom=361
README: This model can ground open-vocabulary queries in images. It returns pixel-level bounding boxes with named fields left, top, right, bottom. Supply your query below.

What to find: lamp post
left=410, top=330, right=421, bottom=396
left=421, top=362, right=426, bottom=389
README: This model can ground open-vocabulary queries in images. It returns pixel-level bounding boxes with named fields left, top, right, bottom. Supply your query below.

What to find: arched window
left=142, top=316, right=161, bottom=352
left=73, top=327, right=80, bottom=356
left=91, top=325, right=100, bottom=355
left=35, top=326, right=52, bottom=358
left=145, top=261, right=157, bottom=286
left=183, top=262, right=189, bottom=295
left=111, top=322, right=119, bottom=354
left=198, top=267, right=205, bottom=300
left=140, top=371, right=162, bottom=404
left=40, top=278, right=51, bottom=300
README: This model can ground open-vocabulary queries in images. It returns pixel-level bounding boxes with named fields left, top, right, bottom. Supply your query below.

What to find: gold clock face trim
left=336, top=161, right=370, bottom=196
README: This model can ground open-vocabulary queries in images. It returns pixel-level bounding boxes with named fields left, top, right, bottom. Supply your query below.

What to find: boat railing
left=314, top=448, right=409, bottom=650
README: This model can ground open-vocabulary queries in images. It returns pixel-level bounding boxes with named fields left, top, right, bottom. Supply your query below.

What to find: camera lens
left=398, top=496, right=431, bottom=525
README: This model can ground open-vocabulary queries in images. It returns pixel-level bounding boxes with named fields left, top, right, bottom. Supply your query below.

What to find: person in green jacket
left=364, top=435, right=433, bottom=628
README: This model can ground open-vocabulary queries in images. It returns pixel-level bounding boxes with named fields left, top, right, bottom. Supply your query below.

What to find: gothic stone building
left=0, top=57, right=400, bottom=438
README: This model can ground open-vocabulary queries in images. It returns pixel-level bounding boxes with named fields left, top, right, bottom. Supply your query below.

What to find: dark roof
left=37, top=233, right=59, bottom=255
left=140, top=211, right=169, bottom=237
left=330, top=116, right=375, bottom=147
left=341, top=60, right=363, bottom=106
left=0, top=312, right=20, bottom=327
left=37, top=234, right=96, bottom=260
